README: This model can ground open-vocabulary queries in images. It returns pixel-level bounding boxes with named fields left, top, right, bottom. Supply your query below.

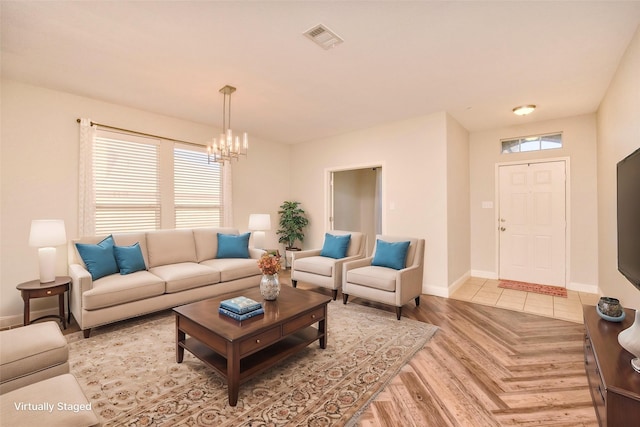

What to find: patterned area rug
left=498, top=280, right=568, bottom=297
left=67, top=301, right=437, bottom=426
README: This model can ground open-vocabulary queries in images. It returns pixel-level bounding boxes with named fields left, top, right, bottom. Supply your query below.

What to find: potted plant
left=277, top=201, right=309, bottom=267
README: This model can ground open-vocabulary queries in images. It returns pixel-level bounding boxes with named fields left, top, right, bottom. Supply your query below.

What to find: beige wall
left=597, top=26, right=640, bottom=310
left=469, top=114, right=599, bottom=291
left=446, top=114, right=471, bottom=285
left=0, top=79, right=289, bottom=324
left=289, top=111, right=466, bottom=295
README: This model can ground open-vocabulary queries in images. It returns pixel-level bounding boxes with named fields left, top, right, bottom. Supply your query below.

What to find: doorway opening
left=327, top=165, right=383, bottom=256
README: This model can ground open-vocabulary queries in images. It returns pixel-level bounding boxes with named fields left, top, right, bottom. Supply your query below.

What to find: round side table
left=16, top=276, right=71, bottom=329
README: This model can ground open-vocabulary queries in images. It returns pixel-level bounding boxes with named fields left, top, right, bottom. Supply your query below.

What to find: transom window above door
left=501, top=133, right=563, bottom=154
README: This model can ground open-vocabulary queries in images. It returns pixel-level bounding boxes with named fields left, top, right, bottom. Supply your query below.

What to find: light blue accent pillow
left=114, top=242, right=146, bottom=275
left=75, top=235, right=119, bottom=280
left=371, top=239, right=411, bottom=270
left=320, top=233, right=351, bottom=259
left=217, top=232, right=251, bottom=258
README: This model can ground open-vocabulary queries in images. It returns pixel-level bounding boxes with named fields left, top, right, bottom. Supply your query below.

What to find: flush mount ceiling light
left=208, top=85, right=248, bottom=164
left=512, top=105, right=537, bottom=116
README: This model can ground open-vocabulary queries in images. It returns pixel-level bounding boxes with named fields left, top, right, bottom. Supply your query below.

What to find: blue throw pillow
left=75, top=235, right=119, bottom=280
left=320, top=233, right=351, bottom=259
left=371, top=239, right=411, bottom=270
left=114, top=242, right=146, bottom=275
left=217, top=232, right=251, bottom=258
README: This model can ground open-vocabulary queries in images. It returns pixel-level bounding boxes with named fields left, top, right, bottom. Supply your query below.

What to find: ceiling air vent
left=303, top=24, right=343, bottom=50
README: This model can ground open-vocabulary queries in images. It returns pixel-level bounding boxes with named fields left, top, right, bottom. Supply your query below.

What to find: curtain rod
left=76, top=118, right=206, bottom=149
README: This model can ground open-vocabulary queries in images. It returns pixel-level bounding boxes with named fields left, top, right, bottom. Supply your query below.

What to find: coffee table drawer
left=240, top=326, right=281, bottom=356
left=283, top=307, right=325, bottom=336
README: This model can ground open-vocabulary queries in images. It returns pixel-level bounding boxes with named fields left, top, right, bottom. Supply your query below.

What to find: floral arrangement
left=257, top=253, right=282, bottom=276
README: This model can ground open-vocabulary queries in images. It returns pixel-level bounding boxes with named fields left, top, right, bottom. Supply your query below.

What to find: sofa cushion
left=294, top=256, right=335, bottom=277
left=346, top=265, right=398, bottom=292
left=149, top=262, right=220, bottom=293
left=200, top=258, right=262, bottom=282
left=0, top=373, right=99, bottom=427
left=146, top=229, right=197, bottom=268
left=0, top=322, right=68, bottom=388
left=320, top=233, right=351, bottom=259
left=114, top=242, right=146, bottom=275
left=217, top=232, right=250, bottom=258
left=75, top=235, right=119, bottom=281
left=83, top=271, right=165, bottom=310
left=372, top=239, right=410, bottom=270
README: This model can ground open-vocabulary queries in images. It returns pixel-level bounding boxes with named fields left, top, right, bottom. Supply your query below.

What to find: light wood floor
left=55, top=271, right=598, bottom=426
left=286, top=273, right=598, bottom=427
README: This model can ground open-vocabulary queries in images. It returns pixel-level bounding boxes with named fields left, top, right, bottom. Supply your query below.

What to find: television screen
left=617, top=147, right=640, bottom=291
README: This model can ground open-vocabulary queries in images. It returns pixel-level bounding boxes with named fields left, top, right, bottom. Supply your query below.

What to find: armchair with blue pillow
left=291, top=230, right=367, bottom=300
left=342, top=235, right=425, bottom=319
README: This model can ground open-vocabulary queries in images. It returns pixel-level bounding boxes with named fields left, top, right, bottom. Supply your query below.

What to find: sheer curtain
left=223, top=161, right=233, bottom=227
left=78, top=118, right=96, bottom=236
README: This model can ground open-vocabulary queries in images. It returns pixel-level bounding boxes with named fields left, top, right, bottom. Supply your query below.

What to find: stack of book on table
left=219, top=296, right=264, bottom=321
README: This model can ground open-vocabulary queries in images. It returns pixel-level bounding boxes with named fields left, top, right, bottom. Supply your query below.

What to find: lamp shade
left=29, top=220, right=67, bottom=247
left=248, top=214, right=271, bottom=231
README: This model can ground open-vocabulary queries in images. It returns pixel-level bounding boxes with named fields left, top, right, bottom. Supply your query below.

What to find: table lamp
left=248, top=214, right=271, bottom=250
left=29, top=219, right=67, bottom=283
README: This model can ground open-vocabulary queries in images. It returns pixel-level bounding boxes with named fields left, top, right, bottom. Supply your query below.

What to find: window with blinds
left=174, top=146, right=224, bottom=228
left=93, top=132, right=160, bottom=234
left=91, top=130, right=223, bottom=234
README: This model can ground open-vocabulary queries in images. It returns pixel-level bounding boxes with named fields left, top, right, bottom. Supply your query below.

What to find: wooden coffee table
left=174, top=285, right=332, bottom=406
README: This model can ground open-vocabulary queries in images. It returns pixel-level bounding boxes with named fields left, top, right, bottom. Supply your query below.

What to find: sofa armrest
left=395, top=264, right=424, bottom=304
left=343, top=256, right=373, bottom=274
left=291, top=249, right=322, bottom=262
left=249, top=248, right=266, bottom=259
left=68, top=264, right=93, bottom=328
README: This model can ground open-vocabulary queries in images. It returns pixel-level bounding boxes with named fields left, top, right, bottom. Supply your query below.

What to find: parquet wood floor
left=286, top=273, right=597, bottom=427
left=354, top=296, right=596, bottom=427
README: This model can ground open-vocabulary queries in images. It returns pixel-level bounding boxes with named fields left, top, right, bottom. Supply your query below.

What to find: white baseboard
left=471, top=270, right=498, bottom=280
left=0, top=307, right=66, bottom=329
left=422, top=271, right=471, bottom=298
left=567, top=281, right=600, bottom=295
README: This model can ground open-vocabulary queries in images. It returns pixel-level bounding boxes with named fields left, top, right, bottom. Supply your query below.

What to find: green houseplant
left=277, top=201, right=309, bottom=250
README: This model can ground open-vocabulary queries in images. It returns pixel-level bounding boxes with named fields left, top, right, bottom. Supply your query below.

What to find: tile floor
left=451, top=277, right=600, bottom=323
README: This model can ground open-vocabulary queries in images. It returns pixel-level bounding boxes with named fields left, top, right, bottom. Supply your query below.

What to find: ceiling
left=2, top=1, right=639, bottom=144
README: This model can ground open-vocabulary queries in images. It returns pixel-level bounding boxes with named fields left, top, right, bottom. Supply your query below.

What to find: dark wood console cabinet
left=583, top=305, right=640, bottom=426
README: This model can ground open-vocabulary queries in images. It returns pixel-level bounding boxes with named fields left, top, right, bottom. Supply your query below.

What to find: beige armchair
left=291, top=230, right=367, bottom=300
left=342, top=235, right=425, bottom=320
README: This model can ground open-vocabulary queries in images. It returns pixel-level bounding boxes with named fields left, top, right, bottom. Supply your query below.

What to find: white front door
left=498, top=161, right=566, bottom=286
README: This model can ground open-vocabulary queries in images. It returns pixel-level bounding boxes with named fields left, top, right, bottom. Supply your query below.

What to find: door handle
left=500, top=227, right=506, bottom=232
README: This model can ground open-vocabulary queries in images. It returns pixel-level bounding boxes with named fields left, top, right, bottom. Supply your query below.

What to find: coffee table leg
left=176, top=328, right=185, bottom=363
left=227, top=343, right=240, bottom=406
left=319, top=317, right=327, bottom=349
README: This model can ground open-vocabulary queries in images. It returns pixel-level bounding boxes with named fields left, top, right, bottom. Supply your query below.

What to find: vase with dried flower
left=257, top=253, right=282, bottom=300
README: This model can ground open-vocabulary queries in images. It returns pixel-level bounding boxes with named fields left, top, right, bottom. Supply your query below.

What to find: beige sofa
left=69, top=227, right=262, bottom=337
left=0, top=321, right=99, bottom=426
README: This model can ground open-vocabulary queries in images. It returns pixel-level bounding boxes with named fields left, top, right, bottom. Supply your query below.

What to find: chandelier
left=208, top=85, right=248, bottom=164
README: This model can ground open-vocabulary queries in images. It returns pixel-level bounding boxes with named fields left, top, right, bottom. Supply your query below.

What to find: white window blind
left=174, top=146, right=224, bottom=228
left=93, top=131, right=160, bottom=234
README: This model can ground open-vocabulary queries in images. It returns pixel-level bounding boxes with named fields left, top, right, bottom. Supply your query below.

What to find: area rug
left=498, top=279, right=568, bottom=297
left=67, top=302, right=437, bottom=426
